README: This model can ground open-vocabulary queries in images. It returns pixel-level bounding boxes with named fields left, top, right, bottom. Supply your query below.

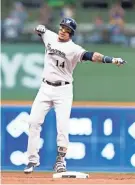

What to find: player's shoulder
left=71, top=40, right=84, bottom=51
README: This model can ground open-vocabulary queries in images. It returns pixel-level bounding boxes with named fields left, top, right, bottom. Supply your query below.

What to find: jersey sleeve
left=74, top=45, right=86, bottom=63
left=42, top=30, right=56, bottom=45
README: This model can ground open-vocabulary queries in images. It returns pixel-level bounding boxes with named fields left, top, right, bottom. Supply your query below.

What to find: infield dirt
left=1, top=172, right=135, bottom=184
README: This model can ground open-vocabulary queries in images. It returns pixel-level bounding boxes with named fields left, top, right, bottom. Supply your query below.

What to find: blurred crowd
left=1, top=1, right=76, bottom=41
left=86, top=2, right=127, bottom=45
left=74, top=2, right=134, bottom=47
left=2, top=2, right=28, bottom=40
left=1, top=1, right=135, bottom=47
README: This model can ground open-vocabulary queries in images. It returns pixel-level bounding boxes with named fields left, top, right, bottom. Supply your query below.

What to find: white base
left=53, top=171, right=89, bottom=179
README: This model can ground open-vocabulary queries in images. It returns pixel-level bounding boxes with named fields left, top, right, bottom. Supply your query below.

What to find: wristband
left=102, top=56, right=113, bottom=63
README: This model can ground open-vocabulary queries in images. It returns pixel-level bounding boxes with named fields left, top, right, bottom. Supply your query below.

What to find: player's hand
left=35, top=25, right=46, bottom=35
left=112, top=58, right=127, bottom=67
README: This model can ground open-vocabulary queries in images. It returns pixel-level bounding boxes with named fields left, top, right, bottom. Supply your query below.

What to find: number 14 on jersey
left=56, top=60, right=65, bottom=68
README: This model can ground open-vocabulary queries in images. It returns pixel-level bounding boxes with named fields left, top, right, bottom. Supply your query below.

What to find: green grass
left=73, top=44, right=135, bottom=101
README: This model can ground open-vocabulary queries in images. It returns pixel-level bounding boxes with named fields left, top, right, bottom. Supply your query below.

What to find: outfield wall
left=1, top=105, right=135, bottom=172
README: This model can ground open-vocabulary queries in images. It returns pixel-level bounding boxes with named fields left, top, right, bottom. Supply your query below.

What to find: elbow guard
left=82, top=52, right=94, bottom=61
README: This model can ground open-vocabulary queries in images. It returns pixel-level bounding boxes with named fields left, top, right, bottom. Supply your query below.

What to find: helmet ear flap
left=70, top=30, right=74, bottom=37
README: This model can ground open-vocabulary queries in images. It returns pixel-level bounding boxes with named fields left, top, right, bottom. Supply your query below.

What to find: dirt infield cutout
left=1, top=172, right=135, bottom=184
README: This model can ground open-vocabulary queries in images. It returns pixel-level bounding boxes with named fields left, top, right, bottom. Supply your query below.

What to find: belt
left=43, top=78, right=70, bottom=86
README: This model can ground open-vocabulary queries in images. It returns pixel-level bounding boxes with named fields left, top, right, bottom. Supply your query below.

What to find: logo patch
left=66, top=20, right=71, bottom=24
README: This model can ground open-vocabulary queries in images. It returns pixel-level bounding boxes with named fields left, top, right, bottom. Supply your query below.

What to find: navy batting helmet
left=60, top=18, right=77, bottom=35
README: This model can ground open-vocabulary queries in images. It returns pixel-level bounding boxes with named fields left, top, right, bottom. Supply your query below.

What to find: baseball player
left=24, top=17, right=127, bottom=173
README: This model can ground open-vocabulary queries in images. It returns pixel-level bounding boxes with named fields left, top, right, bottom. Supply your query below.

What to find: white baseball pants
left=27, top=81, right=73, bottom=163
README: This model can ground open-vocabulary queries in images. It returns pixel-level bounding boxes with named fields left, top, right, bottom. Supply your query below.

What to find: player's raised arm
left=82, top=51, right=127, bottom=67
left=34, top=25, right=46, bottom=36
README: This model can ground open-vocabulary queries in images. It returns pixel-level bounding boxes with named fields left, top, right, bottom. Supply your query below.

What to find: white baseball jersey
left=26, top=27, right=86, bottom=164
left=41, top=28, right=86, bottom=83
